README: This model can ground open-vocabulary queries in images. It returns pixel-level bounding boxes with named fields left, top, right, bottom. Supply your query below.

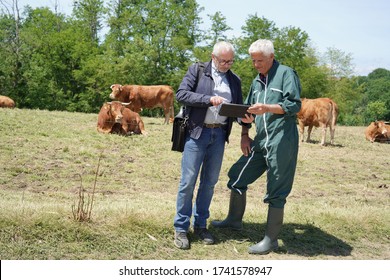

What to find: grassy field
left=0, top=108, right=389, bottom=260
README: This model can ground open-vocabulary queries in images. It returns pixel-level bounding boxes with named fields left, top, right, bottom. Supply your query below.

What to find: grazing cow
left=0, top=95, right=15, bottom=108
left=365, top=121, right=389, bottom=143
left=109, top=84, right=174, bottom=124
left=297, top=98, right=339, bottom=146
left=97, top=101, right=147, bottom=136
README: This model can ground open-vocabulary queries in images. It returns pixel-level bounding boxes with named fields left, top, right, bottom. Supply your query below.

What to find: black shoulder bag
left=171, top=62, right=205, bottom=152
left=171, top=106, right=188, bottom=152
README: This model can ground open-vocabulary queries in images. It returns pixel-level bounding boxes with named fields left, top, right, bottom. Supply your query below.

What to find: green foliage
left=237, top=14, right=278, bottom=56
left=0, top=12, right=26, bottom=105
left=367, top=68, right=390, bottom=80
left=300, top=64, right=329, bottom=99
left=274, top=26, right=309, bottom=72
left=359, top=68, right=390, bottom=122
left=365, top=101, right=388, bottom=121
left=104, top=0, right=202, bottom=87
left=234, top=14, right=312, bottom=98
left=19, top=8, right=73, bottom=109
left=205, top=11, right=232, bottom=46
left=72, top=0, right=106, bottom=43
left=322, top=47, right=355, bottom=78
left=0, top=0, right=389, bottom=121
left=327, top=77, right=364, bottom=124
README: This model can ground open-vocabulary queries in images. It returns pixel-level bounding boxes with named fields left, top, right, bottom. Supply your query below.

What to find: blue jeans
left=174, top=127, right=226, bottom=232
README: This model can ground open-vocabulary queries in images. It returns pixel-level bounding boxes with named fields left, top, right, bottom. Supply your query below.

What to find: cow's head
left=109, top=84, right=123, bottom=100
left=383, top=126, right=388, bottom=138
left=385, top=122, right=390, bottom=137
left=106, top=101, right=124, bottom=123
left=374, top=121, right=388, bottom=137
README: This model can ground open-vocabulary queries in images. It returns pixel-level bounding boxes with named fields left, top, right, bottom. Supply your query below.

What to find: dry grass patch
left=0, top=108, right=389, bottom=259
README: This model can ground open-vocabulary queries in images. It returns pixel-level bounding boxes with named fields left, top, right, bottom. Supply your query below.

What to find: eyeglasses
left=214, top=55, right=234, bottom=66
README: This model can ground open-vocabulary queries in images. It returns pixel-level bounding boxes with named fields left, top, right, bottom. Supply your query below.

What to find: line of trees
left=1, top=0, right=389, bottom=125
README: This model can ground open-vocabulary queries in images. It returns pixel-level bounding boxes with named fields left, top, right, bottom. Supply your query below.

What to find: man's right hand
left=241, top=135, right=252, bottom=156
left=210, top=96, right=227, bottom=106
left=241, top=113, right=254, bottom=123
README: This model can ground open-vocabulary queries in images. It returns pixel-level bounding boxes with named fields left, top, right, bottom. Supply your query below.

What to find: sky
left=15, top=0, right=390, bottom=76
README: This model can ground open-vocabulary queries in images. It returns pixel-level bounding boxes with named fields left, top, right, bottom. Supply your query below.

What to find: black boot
left=211, top=190, right=246, bottom=231
left=248, top=207, right=284, bottom=254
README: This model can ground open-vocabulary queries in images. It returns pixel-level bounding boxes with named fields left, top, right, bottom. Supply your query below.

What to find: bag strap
left=195, top=61, right=205, bottom=89
left=182, top=62, right=206, bottom=117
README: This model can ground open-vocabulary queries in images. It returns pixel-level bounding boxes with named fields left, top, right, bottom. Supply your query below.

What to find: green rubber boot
left=211, top=190, right=246, bottom=231
left=248, top=207, right=284, bottom=254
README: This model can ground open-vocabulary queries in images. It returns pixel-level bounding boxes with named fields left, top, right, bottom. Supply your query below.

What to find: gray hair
left=248, top=39, right=274, bottom=56
left=212, top=41, right=235, bottom=56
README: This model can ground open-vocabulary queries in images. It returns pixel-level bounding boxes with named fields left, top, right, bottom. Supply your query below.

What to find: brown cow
left=297, top=98, right=339, bottom=146
left=365, top=121, right=389, bottom=143
left=97, top=101, right=147, bottom=136
left=0, top=95, right=15, bottom=108
left=109, top=84, right=174, bottom=124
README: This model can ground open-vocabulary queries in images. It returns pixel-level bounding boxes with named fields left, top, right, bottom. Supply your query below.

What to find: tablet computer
left=218, top=103, right=250, bottom=118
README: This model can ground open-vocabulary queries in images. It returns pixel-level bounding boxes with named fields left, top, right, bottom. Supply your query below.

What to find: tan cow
left=297, top=98, right=339, bottom=146
left=109, top=84, right=174, bottom=124
left=97, top=101, right=147, bottom=136
left=365, top=121, right=389, bottom=143
left=0, top=95, right=15, bottom=108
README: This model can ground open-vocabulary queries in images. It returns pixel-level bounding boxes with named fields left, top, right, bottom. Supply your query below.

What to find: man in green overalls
left=212, top=39, right=301, bottom=254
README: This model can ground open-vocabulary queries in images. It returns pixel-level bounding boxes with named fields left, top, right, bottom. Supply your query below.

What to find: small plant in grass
left=72, top=153, right=102, bottom=222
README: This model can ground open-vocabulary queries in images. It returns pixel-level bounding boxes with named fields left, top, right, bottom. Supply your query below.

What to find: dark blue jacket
left=176, top=61, right=243, bottom=143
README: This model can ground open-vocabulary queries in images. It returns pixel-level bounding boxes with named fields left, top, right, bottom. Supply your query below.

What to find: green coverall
left=227, top=60, right=301, bottom=208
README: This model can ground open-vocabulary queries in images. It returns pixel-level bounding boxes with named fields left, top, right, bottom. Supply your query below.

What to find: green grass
left=0, top=108, right=389, bottom=259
